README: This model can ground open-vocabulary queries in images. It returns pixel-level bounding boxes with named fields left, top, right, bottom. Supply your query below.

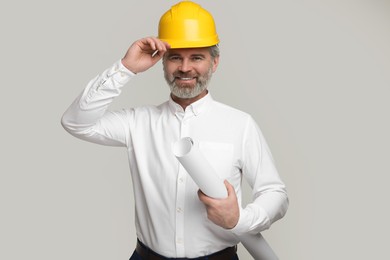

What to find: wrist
left=121, top=58, right=138, bottom=74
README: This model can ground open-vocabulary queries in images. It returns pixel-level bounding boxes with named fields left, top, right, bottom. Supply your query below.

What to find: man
left=62, top=1, right=288, bottom=259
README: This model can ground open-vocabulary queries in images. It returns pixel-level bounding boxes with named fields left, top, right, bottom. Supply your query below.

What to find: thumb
left=224, top=180, right=235, bottom=196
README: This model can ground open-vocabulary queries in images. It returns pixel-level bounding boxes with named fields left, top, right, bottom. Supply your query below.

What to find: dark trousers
left=129, top=248, right=239, bottom=260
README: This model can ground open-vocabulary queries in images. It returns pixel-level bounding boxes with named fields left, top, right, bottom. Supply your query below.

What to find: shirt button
left=176, top=207, right=183, bottom=213
left=176, top=238, right=183, bottom=244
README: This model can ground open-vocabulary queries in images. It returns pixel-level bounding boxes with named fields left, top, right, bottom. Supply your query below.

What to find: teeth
left=179, top=77, right=193, bottom=80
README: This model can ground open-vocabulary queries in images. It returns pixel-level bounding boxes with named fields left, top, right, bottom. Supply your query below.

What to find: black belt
left=136, top=239, right=237, bottom=260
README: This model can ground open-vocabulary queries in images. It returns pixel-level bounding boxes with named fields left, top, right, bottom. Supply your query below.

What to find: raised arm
left=61, top=38, right=170, bottom=146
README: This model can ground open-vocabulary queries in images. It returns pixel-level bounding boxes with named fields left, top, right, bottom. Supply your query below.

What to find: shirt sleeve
left=61, top=60, right=135, bottom=147
left=231, top=116, right=289, bottom=235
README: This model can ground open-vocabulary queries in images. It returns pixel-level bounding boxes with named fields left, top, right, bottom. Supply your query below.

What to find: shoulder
left=211, top=100, right=252, bottom=121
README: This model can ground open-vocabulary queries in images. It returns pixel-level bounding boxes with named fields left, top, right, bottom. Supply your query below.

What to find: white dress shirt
left=61, top=60, right=288, bottom=258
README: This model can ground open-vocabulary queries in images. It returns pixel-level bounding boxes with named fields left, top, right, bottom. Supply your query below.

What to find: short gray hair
left=209, top=45, right=220, bottom=58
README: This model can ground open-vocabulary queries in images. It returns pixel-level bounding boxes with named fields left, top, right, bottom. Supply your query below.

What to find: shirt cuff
left=229, top=205, right=271, bottom=236
left=104, top=59, right=135, bottom=86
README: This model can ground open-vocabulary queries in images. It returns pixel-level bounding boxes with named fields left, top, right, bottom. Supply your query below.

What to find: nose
left=178, top=58, right=192, bottom=73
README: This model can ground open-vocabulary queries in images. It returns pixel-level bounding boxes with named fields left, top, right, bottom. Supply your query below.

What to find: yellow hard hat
left=158, top=1, right=219, bottom=49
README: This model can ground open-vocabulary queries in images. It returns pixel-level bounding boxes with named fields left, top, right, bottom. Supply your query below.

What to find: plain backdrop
left=1, top=0, right=389, bottom=259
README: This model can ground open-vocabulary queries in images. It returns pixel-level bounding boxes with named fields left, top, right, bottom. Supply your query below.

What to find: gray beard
left=169, top=82, right=207, bottom=99
left=164, top=67, right=213, bottom=99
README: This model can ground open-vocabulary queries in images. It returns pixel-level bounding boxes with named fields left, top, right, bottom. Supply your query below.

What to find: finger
left=159, top=40, right=171, bottom=51
left=147, top=37, right=167, bottom=51
left=145, top=38, right=157, bottom=51
left=198, top=189, right=206, bottom=200
left=153, top=41, right=170, bottom=57
left=142, top=38, right=168, bottom=58
left=198, top=189, right=212, bottom=204
left=224, top=180, right=236, bottom=197
left=161, top=40, right=171, bottom=50
left=137, top=37, right=156, bottom=53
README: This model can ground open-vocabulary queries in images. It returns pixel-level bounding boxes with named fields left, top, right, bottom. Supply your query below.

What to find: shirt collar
left=168, top=92, right=213, bottom=116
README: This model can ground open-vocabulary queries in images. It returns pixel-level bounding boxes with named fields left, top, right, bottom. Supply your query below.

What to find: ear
left=212, top=56, right=220, bottom=72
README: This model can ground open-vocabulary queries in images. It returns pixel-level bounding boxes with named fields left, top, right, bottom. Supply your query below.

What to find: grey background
left=1, top=0, right=389, bottom=259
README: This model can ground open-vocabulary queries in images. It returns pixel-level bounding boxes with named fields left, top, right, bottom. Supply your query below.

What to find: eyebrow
left=167, top=53, right=207, bottom=58
left=191, top=54, right=206, bottom=58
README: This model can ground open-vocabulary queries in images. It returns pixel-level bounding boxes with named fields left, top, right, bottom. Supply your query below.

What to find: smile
left=176, top=77, right=195, bottom=81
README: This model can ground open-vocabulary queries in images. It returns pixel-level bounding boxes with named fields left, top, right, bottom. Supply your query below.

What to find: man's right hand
left=121, top=37, right=170, bottom=74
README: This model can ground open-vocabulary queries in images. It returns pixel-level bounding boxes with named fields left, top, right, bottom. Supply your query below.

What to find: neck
left=171, top=90, right=208, bottom=110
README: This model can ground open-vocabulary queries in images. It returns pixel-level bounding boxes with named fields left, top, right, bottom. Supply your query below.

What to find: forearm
left=232, top=188, right=288, bottom=235
left=231, top=117, right=289, bottom=235
left=61, top=60, right=134, bottom=145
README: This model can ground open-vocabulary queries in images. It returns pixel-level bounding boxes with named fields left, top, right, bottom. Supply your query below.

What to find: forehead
left=166, top=47, right=211, bottom=57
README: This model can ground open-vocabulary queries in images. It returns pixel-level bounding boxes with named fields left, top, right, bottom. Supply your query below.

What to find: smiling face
left=163, top=47, right=219, bottom=102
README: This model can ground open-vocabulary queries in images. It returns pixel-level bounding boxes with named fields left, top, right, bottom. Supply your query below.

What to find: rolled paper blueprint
left=239, top=232, right=278, bottom=260
left=173, top=137, right=279, bottom=260
left=173, top=137, right=227, bottom=199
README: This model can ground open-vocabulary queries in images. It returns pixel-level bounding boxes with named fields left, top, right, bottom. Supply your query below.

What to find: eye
left=191, top=56, right=204, bottom=61
left=168, top=55, right=182, bottom=62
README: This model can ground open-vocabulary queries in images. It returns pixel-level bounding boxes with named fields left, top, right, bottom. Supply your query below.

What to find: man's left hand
left=198, top=180, right=240, bottom=229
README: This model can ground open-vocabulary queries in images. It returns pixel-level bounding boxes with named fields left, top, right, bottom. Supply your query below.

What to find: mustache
left=167, top=72, right=198, bottom=85
left=173, top=72, right=197, bottom=78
